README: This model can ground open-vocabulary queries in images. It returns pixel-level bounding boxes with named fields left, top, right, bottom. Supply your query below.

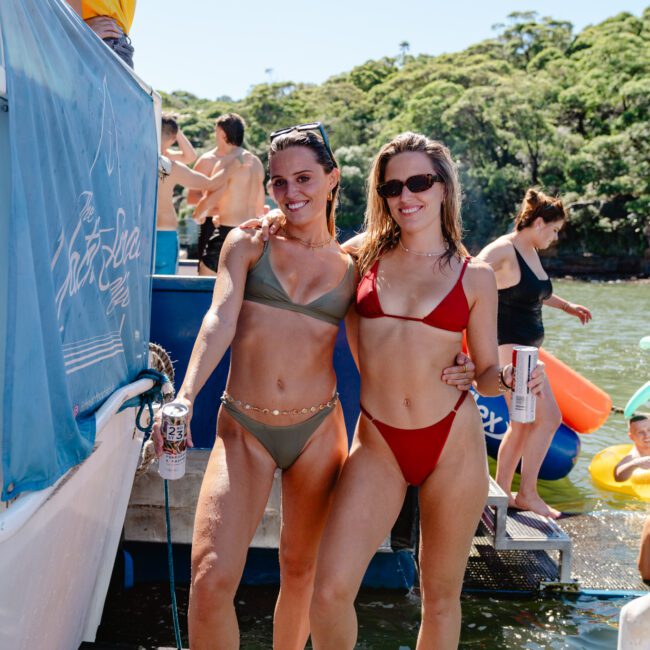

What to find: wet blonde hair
left=357, top=132, right=467, bottom=275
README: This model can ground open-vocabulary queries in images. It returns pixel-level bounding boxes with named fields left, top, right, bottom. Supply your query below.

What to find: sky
left=131, top=1, right=649, bottom=101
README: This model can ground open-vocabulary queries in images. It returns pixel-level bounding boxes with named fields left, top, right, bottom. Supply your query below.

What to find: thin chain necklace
left=282, top=230, right=333, bottom=249
left=398, top=239, right=447, bottom=257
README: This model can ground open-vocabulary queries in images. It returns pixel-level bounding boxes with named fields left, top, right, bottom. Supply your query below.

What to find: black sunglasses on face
left=376, top=173, right=443, bottom=199
left=269, top=122, right=336, bottom=165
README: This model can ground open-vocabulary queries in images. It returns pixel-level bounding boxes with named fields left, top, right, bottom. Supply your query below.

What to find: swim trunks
left=200, top=225, right=236, bottom=273
left=155, top=230, right=178, bottom=275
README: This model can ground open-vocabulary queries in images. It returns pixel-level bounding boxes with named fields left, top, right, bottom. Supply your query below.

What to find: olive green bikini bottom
left=220, top=393, right=339, bottom=469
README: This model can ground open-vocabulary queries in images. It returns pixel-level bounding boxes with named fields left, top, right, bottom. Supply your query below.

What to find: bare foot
left=507, top=494, right=519, bottom=509
left=514, top=492, right=561, bottom=519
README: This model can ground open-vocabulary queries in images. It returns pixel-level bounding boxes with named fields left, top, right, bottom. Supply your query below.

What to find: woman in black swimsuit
left=479, top=189, right=592, bottom=518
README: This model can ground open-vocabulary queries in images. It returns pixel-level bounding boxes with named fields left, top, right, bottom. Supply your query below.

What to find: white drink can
left=159, top=401, right=189, bottom=480
left=510, top=346, right=538, bottom=423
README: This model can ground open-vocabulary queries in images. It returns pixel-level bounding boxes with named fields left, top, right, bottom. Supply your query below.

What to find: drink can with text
left=510, top=346, right=538, bottom=423
left=159, top=401, right=189, bottom=480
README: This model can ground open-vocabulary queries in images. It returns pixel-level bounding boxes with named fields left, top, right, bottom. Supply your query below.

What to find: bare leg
left=310, top=422, right=408, bottom=650
left=416, top=403, right=488, bottom=649
left=188, top=414, right=276, bottom=650
left=515, top=375, right=562, bottom=518
left=273, top=407, right=348, bottom=650
left=495, top=418, right=530, bottom=507
left=496, top=345, right=562, bottom=518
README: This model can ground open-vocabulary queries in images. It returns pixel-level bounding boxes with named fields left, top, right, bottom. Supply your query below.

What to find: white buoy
left=618, top=593, right=650, bottom=649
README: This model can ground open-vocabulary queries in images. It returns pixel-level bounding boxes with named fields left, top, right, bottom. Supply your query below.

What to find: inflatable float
left=588, top=444, right=650, bottom=501
left=538, top=348, right=611, bottom=434
left=461, top=335, right=612, bottom=435
left=624, top=381, right=650, bottom=419
left=461, top=339, right=610, bottom=478
left=472, top=390, right=580, bottom=480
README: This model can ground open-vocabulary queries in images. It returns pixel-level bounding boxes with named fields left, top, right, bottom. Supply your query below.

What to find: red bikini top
left=356, top=257, right=470, bottom=331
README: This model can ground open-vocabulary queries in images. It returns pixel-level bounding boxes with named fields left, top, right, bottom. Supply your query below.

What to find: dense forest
left=162, top=9, right=650, bottom=258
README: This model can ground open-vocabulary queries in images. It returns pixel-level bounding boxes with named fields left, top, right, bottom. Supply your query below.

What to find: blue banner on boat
left=0, top=0, right=158, bottom=499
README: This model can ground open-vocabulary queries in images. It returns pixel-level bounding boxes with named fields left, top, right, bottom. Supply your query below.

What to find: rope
left=165, top=479, right=183, bottom=650
left=118, top=368, right=173, bottom=439
left=119, top=357, right=183, bottom=648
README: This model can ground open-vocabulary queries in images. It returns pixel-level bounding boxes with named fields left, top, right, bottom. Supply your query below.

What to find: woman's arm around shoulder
left=341, top=231, right=367, bottom=257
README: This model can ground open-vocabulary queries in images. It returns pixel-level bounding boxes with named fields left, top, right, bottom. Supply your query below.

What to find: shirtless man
left=615, top=415, right=650, bottom=482
left=155, top=115, right=227, bottom=275
left=187, top=113, right=265, bottom=276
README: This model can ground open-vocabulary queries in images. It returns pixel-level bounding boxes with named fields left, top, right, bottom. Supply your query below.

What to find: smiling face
left=382, top=151, right=445, bottom=235
left=533, top=217, right=564, bottom=250
left=629, top=418, right=650, bottom=456
left=269, top=146, right=339, bottom=228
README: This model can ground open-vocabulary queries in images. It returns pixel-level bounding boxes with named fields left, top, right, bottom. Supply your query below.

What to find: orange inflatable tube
left=462, top=334, right=611, bottom=434
left=539, top=348, right=611, bottom=434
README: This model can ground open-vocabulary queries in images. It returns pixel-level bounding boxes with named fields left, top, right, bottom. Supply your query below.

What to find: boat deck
left=464, top=481, right=648, bottom=594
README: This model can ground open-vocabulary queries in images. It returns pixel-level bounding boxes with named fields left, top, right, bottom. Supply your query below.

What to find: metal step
left=481, top=505, right=573, bottom=583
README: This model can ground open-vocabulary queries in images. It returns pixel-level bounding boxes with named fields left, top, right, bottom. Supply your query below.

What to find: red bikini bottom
left=360, top=392, right=468, bottom=486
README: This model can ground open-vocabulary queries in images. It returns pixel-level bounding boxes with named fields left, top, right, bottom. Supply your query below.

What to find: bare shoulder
left=194, top=150, right=218, bottom=170
left=223, top=224, right=265, bottom=258
left=478, top=235, right=515, bottom=264
left=239, top=150, right=264, bottom=171
left=465, top=257, right=497, bottom=288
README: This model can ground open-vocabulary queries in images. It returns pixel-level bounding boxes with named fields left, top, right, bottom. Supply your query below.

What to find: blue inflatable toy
left=470, top=389, right=581, bottom=480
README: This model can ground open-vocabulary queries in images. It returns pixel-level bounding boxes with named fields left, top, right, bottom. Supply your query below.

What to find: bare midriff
left=225, top=301, right=339, bottom=426
left=358, top=317, right=464, bottom=427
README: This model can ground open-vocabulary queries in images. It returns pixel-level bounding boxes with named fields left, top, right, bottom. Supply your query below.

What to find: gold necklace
left=398, top=239, right=447, bottom=257
left=282, top=230, right=333, bottom=249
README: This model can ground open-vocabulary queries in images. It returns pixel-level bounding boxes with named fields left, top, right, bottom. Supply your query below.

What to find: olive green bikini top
left=244, top=240, right=356, bottom=326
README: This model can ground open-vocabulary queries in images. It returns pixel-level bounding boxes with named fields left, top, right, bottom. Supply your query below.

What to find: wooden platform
left=126, top=455, right=648, bottom=594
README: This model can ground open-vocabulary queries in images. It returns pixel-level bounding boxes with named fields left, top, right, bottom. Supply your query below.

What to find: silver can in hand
left=510, top=346, right=538, bottom=423
left=159, top=401, right=189, bottom=480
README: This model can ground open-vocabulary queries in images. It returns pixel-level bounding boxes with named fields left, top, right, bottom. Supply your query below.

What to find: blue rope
left=119, top=368, right=183, bottom=647
left=165, top=479, right=183, bottom=650
left=118, top=368, right=170, bottom=440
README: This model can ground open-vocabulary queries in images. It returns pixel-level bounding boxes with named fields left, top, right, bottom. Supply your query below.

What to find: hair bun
left=525, top=189, right=540, bottom=205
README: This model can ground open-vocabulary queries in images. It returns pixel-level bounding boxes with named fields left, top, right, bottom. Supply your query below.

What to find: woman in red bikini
left=309, top=133, right=545, bottom=649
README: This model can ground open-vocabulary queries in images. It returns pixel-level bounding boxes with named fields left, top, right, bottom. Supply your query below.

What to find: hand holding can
left=158, top=401, right=190, bottom=480
left=510, top=346, right=538, bottom=423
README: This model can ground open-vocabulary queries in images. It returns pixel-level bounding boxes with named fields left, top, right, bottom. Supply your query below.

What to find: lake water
left=97, top=280, right=650, bottom=649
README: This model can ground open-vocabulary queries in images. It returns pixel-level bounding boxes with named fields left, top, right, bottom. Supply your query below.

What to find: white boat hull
left=0, top=380, right=151, bottom=650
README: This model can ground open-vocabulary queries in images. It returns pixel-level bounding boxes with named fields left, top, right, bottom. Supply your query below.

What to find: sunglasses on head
left=376, top=173, right=443, bottom=199
left=269, top=122, right=335, bottom=165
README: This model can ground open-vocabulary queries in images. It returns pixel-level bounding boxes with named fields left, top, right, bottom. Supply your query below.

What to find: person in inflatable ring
left=615, top=415, right=650, bottom=482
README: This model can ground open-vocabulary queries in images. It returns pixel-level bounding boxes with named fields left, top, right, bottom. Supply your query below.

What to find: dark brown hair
left=515, top=188, right=566, bottom=231
left=161, top=113, right=179, bottom=139
left=215, top=113, right=246, bottom=146
left=268, top=130, right=339, bottom=236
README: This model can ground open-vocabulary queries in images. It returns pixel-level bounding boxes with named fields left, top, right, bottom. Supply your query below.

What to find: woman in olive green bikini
left=154, top=125, right=474, bottom=650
